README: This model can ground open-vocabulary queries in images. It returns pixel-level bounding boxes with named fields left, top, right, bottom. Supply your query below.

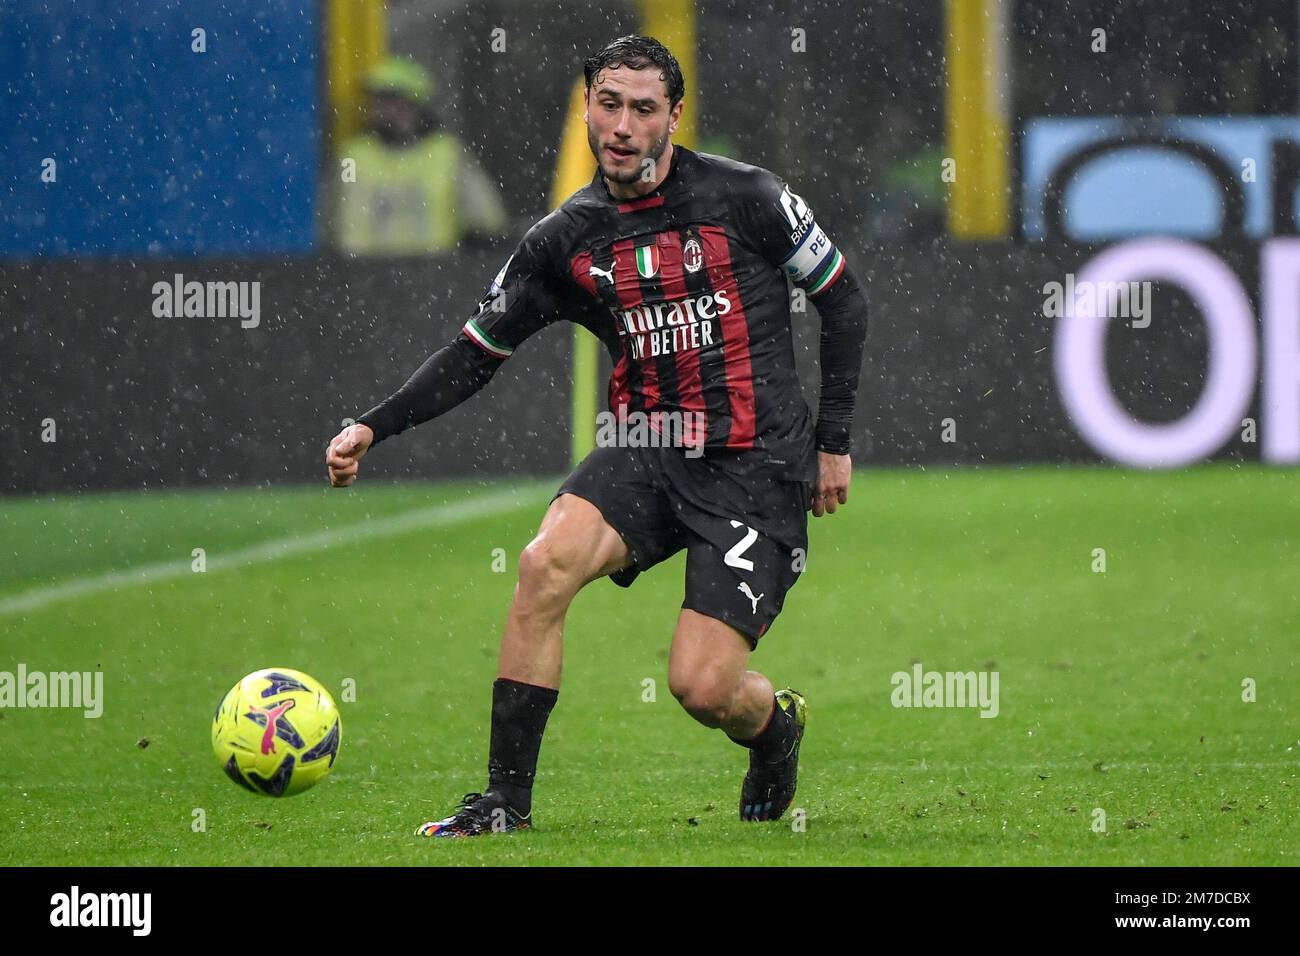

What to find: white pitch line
left=0, top=483, right=553, bottom=618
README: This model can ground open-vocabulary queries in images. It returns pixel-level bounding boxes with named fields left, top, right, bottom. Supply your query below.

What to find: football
left=212, top=667, right=342, bottom=797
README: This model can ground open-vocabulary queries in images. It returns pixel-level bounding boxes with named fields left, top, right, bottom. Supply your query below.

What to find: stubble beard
left=588, top=125, right=671, bottom=185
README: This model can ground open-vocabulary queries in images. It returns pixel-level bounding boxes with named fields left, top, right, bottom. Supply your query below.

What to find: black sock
left=486, top=677, right=558, bottom=815
left=728, top=695, right=794, bottom=761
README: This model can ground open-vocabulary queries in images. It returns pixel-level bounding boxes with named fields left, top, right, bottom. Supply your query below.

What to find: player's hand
left=810, top=450, right=850, bottom=517
left=326, top=423, right=373, bottom=488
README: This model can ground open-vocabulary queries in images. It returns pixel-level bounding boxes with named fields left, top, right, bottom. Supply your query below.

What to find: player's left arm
left=743, top=172, right=868, bottom=517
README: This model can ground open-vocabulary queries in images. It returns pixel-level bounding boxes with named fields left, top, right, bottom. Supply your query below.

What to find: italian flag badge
left=635, top=244, right=660, bottom=279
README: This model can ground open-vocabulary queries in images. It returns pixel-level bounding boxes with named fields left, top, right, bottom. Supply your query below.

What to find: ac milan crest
left=683, top=237, right=704, bottom=274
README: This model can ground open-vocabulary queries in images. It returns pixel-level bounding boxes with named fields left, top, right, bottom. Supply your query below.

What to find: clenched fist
left=326, top=423, right=374, bottom=488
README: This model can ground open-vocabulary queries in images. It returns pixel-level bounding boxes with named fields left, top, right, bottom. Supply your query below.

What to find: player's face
left=585, top=66, right=681, bottom=189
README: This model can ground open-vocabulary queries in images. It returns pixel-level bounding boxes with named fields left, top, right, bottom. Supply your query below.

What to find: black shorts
left=553, top=443, right=810, bottom=647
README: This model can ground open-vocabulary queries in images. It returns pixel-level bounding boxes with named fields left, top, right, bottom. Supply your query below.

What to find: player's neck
left=604, top=141, right=675, bottom=200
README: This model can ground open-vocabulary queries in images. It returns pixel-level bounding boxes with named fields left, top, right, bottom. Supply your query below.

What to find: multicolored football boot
left=415, top=791, right=531, bottom=838
left=740, top=688, right=807, bottom=821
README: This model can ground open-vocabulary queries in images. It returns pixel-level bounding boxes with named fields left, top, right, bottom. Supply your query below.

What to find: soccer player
left=325, top=35, right=868, bottom=837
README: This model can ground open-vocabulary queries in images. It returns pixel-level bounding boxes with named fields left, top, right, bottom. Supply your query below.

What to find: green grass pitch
left=1, top=465, right=1297, bottom=865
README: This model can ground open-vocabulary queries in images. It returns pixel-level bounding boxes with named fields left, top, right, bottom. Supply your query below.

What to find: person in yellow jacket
left=332, top=58, right=508, bottom=255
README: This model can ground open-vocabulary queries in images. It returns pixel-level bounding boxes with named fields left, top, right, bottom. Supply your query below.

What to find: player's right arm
left=326, top=224, right=562, bottom=488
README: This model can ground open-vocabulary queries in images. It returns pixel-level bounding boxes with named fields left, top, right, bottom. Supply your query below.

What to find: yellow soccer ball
left=212, top=668, right=342, bottom=797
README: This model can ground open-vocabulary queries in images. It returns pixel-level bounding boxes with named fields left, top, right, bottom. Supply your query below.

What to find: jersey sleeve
left=740, top=170, right=847, bottom=298
left=457, top=221, right=563, bottom=360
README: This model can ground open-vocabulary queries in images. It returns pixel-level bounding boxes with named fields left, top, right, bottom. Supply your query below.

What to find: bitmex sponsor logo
left=0, top=664, right=103, bottom=718
left=890, top=664, right=999, bottom=718
left=50, top=886, right=151, bottom=936
left=596, top=404, right=706, bottom=458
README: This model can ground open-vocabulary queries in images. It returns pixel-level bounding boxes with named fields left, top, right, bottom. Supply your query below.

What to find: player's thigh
left=553, top=444, right=683, bottom=587
left=529, top=492, right=633, bottom=584
left=667, top=608, right=752, bottom=704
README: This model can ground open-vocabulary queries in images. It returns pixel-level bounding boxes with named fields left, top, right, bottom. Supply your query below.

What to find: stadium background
left=6, top=0, right=1298, bottom=491
left=2, top=0, right=1298, bottom=868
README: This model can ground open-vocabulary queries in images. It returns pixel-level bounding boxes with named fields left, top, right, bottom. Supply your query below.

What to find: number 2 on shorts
left=725, top=519, right=758, bottom=571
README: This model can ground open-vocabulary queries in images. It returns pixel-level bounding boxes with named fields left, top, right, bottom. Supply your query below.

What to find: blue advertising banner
left=1022, top=117, right=1300, bottom=243
left=0, top=1, right=319, bottom=257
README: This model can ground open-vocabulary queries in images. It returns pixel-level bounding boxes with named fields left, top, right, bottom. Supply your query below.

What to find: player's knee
left=670, top=673, right=736, bottom=728
left=516, top=535, right=583, bottom=606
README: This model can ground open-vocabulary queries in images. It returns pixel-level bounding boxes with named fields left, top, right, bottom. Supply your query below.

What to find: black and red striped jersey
left=456, top=145, right=849, bottom=481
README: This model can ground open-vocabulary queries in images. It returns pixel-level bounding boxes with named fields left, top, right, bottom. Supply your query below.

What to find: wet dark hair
left=583, top=35, right=685, bottom=108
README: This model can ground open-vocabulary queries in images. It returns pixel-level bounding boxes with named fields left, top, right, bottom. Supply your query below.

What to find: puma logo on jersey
left=589, top=263, right=615, bottom=284
left=737, top=581, right=764, bottom=614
